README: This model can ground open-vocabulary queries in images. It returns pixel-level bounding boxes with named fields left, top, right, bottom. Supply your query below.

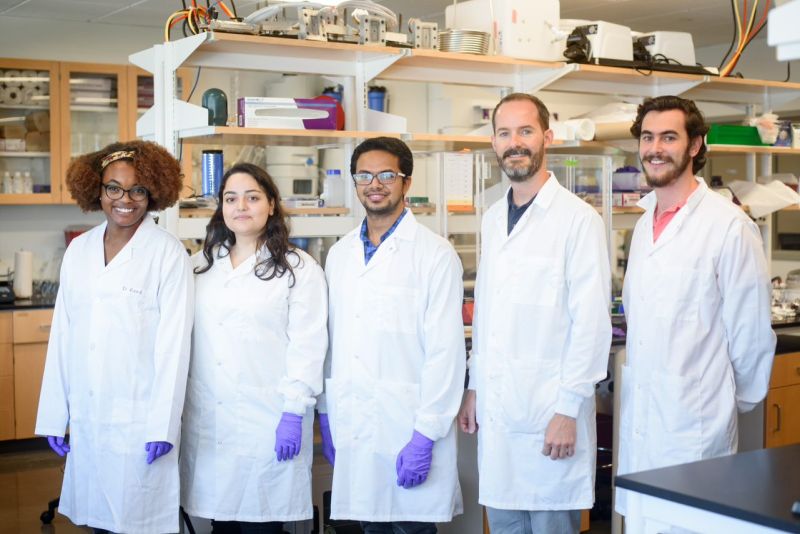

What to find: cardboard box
left=24, top=110, right=50, bottom=132
left=237, top=97, right=338, bottom=130
left=0, top=125, right=26, bottom=139
left=3, top=138, right=25, bottom=152
left=25, top=131, right=49, bottom=152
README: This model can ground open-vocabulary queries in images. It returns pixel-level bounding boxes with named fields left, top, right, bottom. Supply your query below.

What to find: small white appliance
left=444, top=0, right=563, bottom=61
left=566, top=21, right=633, bottom=62
left=265, top=146, right=319, bottom=199
left=636, top=31, right=696, bottom=66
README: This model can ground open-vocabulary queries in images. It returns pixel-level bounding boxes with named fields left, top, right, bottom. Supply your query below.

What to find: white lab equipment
left=321, top=169, right=345, bottom=207
left=444, top=0, right=563, bottom=61
left=768, top=0, right=800, bottom=61
left=2, top=171, right=11, bottom=193
left=265, top=146, right=319, bottom=199
left=566, top=21, right=633, bottom=62
left=636, top=31, right=696, bottom=66
left=12, top=171, right=23, bottom=194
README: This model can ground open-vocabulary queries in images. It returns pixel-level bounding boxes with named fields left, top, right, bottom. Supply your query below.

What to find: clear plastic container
left=322, top=169, right=345, bottom=207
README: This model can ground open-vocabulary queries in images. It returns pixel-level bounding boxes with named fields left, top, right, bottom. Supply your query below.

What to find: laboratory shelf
left=0, top=193, right=55, bottom=205
left=547, top=63, right=705, bottom=100
left=178, top=126, right=404, bottom=147
left=684, top=75, right=800, bottom=107
left=163, top=32, right=404, bottom=78
left=181, top=206, right=350, bottom=217
left=706, top=144, right=800, bottom=155
left=178, top=213, right=357, bottom=239
left=0, top=104, right=50, bottom=111
left=0, top=152, right=50, bottom=157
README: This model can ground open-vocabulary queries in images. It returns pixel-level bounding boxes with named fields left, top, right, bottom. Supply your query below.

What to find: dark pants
left=360, top=521, right=437, bottom=534
left=211, top=519, right=284, bottom=534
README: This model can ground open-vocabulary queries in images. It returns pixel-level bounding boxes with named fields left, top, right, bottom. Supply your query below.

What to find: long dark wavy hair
left=195, top=162, right=300, bottom=285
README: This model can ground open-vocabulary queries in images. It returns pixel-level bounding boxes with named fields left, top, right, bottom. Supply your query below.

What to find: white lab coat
left=320, top=210, right=466, bottom=522
left=616, top=178, right=776, bottom=519
left=470, top=174, right=611, bottom=511
left=35, top=215, right=193, bottom=534
left=181, top=246, right=328, bottom=522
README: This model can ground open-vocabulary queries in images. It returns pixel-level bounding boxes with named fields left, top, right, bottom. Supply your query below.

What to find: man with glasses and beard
left=458, top=93, right=611, bottom=534
left=319, top=137, right=466, bottom=533
left=615, top=95, right=775, bottom=532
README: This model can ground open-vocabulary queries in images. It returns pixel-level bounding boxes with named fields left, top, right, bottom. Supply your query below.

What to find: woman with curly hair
left=35, top=140, right=194, bottom=534
left=180, top=163, right=327, bottom=533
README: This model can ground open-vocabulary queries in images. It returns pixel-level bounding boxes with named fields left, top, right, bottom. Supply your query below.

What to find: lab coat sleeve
left=144, top=244, right=194, bottom=444
left=556, top=210, right=612, bottom=418
left=717, top=218, right=776, bottom=412
left=316, top=248, right=340, bottom=414
left=35, top=251, right=73, bottom=437
left=278, top=254, right=329, bottom=415
left=415, top=247, right=467, bottom=441
left=466, top=220, right=490, bottom=391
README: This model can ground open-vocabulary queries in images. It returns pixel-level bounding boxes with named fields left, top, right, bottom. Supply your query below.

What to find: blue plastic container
left=202, top=150, right=223, bottom=197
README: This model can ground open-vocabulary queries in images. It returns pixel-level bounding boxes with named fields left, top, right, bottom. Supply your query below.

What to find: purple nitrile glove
left=47, top=435, right=70, bottom=457
left=395, top=430, right=434, bottom=489
left=275, top=412, right=303, bottom=461
left=318, top=413, right=335, bottom=466
left=145, top=441, right=173, bottom=464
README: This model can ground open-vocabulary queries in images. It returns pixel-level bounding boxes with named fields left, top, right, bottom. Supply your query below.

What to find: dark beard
left=363, top=191, right=404, bottom=217
left=497, top=146, right=544, bottom=182
left=642, top=149, right=692, bottom=188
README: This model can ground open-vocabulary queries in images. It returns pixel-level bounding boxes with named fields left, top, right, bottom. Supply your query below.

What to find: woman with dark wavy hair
left=35, top=140, right=193, bottom=534
left=181, top=163, right=328, bottom=533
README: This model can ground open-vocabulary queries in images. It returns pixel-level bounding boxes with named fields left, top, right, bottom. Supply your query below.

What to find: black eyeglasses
left=352, top=171, right=406, bottom=186
left=102, top=183, right=149, bottom=201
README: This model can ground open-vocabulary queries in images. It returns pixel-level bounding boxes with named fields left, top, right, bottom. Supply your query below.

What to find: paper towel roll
left=14, top=250, right=33, bottom=299
left=5, top=87, right=23, bottom=105
left=594, top=121, right=635, bottom=141
left=563, top=119, right=597, bottom=141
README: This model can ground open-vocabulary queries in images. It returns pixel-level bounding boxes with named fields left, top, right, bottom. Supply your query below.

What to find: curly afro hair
left=66, top=140, right=183, bottom=212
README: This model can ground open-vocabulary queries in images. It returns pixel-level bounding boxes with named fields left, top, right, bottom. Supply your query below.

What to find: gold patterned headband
left=100, top=150, right=136, bottom=169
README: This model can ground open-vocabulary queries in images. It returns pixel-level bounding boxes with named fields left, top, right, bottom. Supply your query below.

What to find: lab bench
left=615, top=444, right=800, bottom=533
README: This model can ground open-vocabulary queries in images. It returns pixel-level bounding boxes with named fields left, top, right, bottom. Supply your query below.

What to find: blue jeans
left=360, top=521, right=437, bottom=534
left=486, top=508, right=580, bottom=534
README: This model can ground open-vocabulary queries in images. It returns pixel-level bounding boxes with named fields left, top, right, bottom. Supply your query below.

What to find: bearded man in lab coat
left=458, top=93, right=612, bottom=534
left=616, top=96, right=776, bottom=531
left=318, top=137, right=465, bottom=534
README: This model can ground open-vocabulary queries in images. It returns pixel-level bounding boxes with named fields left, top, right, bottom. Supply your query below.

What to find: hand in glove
left=318, top=413, right=336, bottom=466
left=145, top=441, right=173, bottom=464
left=275, top=412, right=303, bottom=461
left=395, top=431, right=434, bottom=489
left=47, top=435, right=70, bottom=457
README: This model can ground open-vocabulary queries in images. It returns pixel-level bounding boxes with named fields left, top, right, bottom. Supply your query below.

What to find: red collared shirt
left=653, top=199, right=688, bottom=242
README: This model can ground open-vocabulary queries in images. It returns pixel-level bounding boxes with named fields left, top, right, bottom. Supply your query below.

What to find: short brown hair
left=492, top=92, right=550, bottom=132
left=66, top=140, right=183, bottom=212
left=630, top=96, right=709, bottom=174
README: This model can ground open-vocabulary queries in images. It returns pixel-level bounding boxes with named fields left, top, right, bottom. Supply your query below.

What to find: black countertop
left=616, top=444, right=800, bottom=533
left=0, top=297, right=57, bottom=311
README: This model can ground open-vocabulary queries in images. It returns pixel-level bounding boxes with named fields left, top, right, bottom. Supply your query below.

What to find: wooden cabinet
left=58, top=62, right=130, bottom=204
left=765, top=351, right=800, bottom=448
left=0, top=309, right=53, bottom=441
left=0, top=58, right=60, bottom=205
left=0, top=313, right=13, bottom=440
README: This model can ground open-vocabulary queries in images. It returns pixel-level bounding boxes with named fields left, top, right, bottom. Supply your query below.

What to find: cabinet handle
left=773, top=403, right=782, bottom=433
left=38, top=324, right=51, bottom=332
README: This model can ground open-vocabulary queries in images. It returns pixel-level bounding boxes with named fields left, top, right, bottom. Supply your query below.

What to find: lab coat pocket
left=372, top=285, right=418, bottom=334
left=655, top=268, right=702, bottom=322
left=499, top=361, right=558, bottom=434
left=107, top=397, right=147, bottom=453
left=376, top=380, right=420, bottom=455
left=648, top=371, right=702, bottom=466
left=509, top=257, right=560, bottom=307
left=235, top=384, right=280, bottom=458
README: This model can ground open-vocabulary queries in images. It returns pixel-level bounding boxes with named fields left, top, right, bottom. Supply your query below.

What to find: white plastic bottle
left=2, top=171, right=11, bottom=194
left=12, top=171, right=23, bottom=194
left=22, top=171, right=33, bottom=194
left=322, top=169, right=345, bottom=207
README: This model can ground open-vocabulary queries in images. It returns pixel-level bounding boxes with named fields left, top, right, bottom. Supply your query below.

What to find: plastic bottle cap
left=326, top=169, right=341, bottom=176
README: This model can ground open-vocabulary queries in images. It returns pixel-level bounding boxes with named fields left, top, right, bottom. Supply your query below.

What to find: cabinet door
left=59, top=62, right=129, bottom=204
left=0, top=59, right=60, bottom=205
left=0, top=343, right=13, bottom=440
left=13, top=342, right=47, bottom=439
left=765, top=384, right=800, bottom=448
